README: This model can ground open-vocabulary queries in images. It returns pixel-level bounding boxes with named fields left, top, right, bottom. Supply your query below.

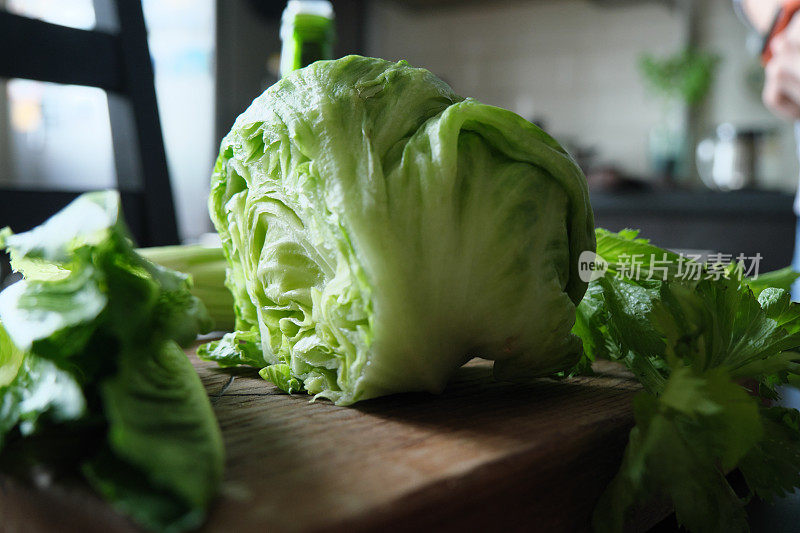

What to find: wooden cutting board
left=0, top=344, right=656, bottom=533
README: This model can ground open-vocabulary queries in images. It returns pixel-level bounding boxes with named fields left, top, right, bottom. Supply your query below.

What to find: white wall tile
left=366, top=0, right=797, bottom=189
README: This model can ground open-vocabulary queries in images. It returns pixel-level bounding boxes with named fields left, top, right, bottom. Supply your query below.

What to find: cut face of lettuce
left=209, top=55, right=594, bottom=404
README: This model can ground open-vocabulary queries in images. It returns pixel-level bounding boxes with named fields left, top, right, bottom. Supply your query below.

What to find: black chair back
left=0, top=0, right=179, bottom=249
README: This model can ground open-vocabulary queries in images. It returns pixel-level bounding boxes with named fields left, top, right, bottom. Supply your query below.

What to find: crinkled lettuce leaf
left=0, top=191, right=223, bottom=532
left=208, top=55, right=594, bottom=404
left=198, top=329, right=265, bottom=368
left=0, top=323, right=85, bottom=448
left=84, top=341, right=223, bottom=532
left=0, top=320, right=24, bottom=388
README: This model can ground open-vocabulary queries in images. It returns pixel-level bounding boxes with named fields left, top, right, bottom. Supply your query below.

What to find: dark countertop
left=590, top=189, right=794, bottom=217
left=589, top=189, right=796, bottom=272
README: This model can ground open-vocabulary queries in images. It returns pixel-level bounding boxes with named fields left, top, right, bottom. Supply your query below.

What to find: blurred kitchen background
left=0, top=0, right=797, bottom=272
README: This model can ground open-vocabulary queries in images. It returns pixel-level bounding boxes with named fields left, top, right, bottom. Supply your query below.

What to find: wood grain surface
left=0, top=344, right=651, bottom=533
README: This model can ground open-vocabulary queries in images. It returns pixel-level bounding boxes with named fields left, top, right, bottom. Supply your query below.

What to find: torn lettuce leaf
left=197, top=329, right=265, bottom=369
left=577, top=229, right=800, bottom=533
left=197, top=331, right=304, bottom=394
left=259, top=364, right=304, bottom=394
left=0, top=191, right=223, bottom=532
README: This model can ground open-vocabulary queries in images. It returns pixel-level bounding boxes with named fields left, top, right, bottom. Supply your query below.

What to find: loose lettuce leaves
left=0, top=323, right=85, bottom=448
left=197, top=329, right=265, bottom=368
left=577, top=229, right=800, bottom=532
left=84, top=341, right=222, bottom=532
left=0, top=319, right=24, bottom=388
left=0, top=191, right=223, bottom=532
left=207, top=55, right=594, bottom=404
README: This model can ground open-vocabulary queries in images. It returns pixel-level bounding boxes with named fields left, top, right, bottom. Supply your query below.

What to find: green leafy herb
left=638, top=48, right=720, bottom=107
left=745, top=266, right=800, bottom=298
left=576, top=229, right=800, bottom=532
left=595, top=366, right=759, bottom=533
left=739, top=406, right=800, bottom=502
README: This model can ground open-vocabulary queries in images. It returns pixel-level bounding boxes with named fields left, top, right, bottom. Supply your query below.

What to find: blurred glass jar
left=696, top=123, right=777, bottom=191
